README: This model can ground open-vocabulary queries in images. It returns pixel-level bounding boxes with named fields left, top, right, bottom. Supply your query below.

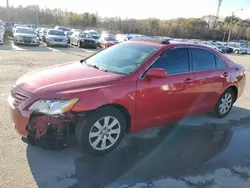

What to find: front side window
left=85, top=43, right=160, bottom=75
left=150, top=48, right=190, bottom=74
left=192, top=48, right=216, bottom=71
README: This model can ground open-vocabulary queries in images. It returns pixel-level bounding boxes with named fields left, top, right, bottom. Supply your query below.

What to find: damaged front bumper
left=24, top=113, right=75, bottom=150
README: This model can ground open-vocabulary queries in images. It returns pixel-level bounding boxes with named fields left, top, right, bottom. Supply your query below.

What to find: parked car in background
left=9, top=39, right=246, bottom=156
left=54, top=26, right=71, bottom=32
left=65, top=31, right=73, bottom=43
left=39, top=28, right=48, bottom=42
left=116, top=34, right=129, bottom=43
left=0, top=25, right=5, bottom=44
left=12, top=24, right=29, bottom=33
left=238, top=43, right=250, bottom=54
left=70, top=31, right=97, bottom=48
left=35, top=28, right=42, bottom=36
left=98, top=34, right=118, bottom=49
left=84, top=30, right=100, bottom=40
left=26, top=24, right=37, bottom=30
left=226, top=43, right=247, bottom=54
left=212, top=42, right=228, bottom=53
left=46, top=29, right=68, bottom=47
left=13, top=27, right=39, bottom=46
left=199, top=41, right=222, bottom=53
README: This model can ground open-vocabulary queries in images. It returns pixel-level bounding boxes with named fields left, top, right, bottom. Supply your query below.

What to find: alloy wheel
left=88, top=116, right=121, bottom=151
left=219, top=92, right=233, bottom=115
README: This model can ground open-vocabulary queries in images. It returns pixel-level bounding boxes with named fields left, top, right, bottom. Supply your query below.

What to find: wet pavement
left=26, top=107, right=250, bottom=188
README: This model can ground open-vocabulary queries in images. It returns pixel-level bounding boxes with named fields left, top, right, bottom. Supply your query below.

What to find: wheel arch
left=96, top=103, right=131, bottom=133
left=224, top=85, right=238, bottom=103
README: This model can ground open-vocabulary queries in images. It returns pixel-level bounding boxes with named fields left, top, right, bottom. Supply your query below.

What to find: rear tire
left=75, top=107, right=126, bottom=156
left=214, top=88, right=235, bottom=118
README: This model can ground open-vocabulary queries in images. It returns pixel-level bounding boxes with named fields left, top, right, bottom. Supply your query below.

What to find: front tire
left=77, top=41, right=82, bottom=48
left=75, top=107, right=126, bottom=156
left=214, top=88, right=235, bottom=118
left=234, top=50, right=239, bottom=54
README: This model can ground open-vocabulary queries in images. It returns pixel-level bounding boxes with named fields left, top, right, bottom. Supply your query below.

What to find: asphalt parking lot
left=0, top=40, right=250, bottom=188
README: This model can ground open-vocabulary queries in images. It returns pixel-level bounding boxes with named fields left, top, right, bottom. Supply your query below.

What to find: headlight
left=28, top=98, right=79, bottom=115
left=47, top=37, right=53, bottom=41
left=63, top=38, right=68, bottom=41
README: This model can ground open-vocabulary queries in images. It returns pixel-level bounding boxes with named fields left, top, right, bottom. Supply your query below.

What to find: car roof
left=127, top=38, right=218, bottom=51
left=16, top=26, right=33, bottom=30
left=48, top=29, right=64, bottom=32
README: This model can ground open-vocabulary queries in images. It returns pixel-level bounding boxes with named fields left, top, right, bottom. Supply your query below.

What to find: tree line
left=1, top=5, right=250, bottom=41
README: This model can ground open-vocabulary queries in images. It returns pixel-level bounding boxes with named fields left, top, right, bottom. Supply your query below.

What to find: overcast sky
left=1, top=0, right=250, bottom=19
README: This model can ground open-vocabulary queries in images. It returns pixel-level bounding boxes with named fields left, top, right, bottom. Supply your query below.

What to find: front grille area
left=23, top=37, right=32, bottom=43
left=11, top=90, right=29, bottom=107
left=85, top=40, right=95, bottom=44
left=54, top=39, right=62, bottom=42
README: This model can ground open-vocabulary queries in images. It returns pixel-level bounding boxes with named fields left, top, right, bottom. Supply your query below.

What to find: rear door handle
left=184, top=78, right=193, bottom=84
left=222, top=72, right=228, bottom=77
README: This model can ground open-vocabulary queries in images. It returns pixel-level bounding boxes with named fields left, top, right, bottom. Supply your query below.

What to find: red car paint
left=9, top=41, right=246, bottom=139
left=99, top=35, right=118, bottom=49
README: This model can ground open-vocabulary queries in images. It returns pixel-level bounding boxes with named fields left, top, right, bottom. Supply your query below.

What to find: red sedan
left=98, top=35, right=118, bottom=49
left=8, top=39, right=246, bottom=155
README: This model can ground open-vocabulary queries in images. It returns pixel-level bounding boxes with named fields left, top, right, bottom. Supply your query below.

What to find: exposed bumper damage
left=23, top=113, right=78, bottom=150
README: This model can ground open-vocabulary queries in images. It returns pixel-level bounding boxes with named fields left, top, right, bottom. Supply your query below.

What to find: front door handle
left=184, top=78, right=193, bottom=84
left=222, top=72, right=228, bottom=77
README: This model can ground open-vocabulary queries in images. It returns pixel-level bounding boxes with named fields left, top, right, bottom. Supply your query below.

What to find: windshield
left=79, top=33, right=91, bottom=38
left=104, top=36, right=116, bottom=41
left=48, top=30, right=65, bottom=36
left=66, top=31, right=73, bottom=36
left=90, top=31, right=99, bottom=36
left=85, top=43, right=159, bottom=75
left=15, top=28, right=36, bottom=34
left=57, top=27, right=71, bottom=32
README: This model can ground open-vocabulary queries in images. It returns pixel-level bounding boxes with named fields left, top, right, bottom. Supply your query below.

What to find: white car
left=227, top=43, right=247, bottom=54
left=0, top=26, right=5, bottom=44
left=199, top=42, right=223, bottom=53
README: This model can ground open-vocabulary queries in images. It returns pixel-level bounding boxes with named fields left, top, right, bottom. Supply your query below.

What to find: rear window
left=192, top=48, right=216, bottom=71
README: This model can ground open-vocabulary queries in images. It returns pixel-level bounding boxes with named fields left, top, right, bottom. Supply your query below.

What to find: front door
left=136, top=47, right=195, bottom=130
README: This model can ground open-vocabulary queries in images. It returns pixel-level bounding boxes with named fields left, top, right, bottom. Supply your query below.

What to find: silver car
left=46, top=29, right=68, bottom=47
left=14, top=27, right=39, bottom=46
left=0, top=25, right=5, bottom=44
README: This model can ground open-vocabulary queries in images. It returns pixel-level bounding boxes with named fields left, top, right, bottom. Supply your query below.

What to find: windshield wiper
left=82, top=61, right=107, bottom=72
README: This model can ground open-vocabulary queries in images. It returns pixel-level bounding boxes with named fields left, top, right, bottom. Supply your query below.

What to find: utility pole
left=6, top=0, right=9, bottom=22
left=213, top=0, right=223, bottom=30
left=36, top=11, right=39, bottom=26
left=227, top=9, right=243, bottom=42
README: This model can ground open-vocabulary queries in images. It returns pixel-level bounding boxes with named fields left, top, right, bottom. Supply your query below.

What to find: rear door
left=191, top=48, right=229, bottom=113
left=136, top=47, right=195, bottom=129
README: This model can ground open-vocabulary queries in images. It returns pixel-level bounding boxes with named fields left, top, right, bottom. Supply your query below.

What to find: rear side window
left=192, top=48, right=216, bottom=71
left=151, top=48, right=190, bottom=74
left=214, top=55, right=227, bottom=68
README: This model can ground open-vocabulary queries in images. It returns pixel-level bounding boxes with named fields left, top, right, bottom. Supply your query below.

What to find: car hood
left=15, top=61, right=122, bottom=96
left=14, top=33, right=36, bottom=38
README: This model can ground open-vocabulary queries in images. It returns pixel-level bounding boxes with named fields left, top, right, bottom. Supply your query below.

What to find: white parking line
left=46, top=47, right=60, bottom=52
left=10, top=42, right=26, bottom=51
left=81, top=48, right=96, bottom=53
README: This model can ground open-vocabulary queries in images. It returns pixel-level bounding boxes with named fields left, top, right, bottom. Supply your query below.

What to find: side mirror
left=146, top=68, right=167, bottom=79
